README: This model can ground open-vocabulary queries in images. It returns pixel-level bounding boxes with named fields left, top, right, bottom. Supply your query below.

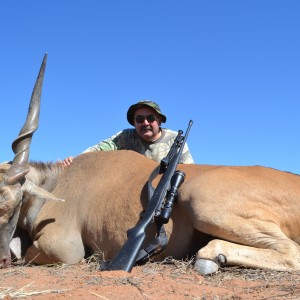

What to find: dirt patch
left=1, top=258, right=300, bottom=299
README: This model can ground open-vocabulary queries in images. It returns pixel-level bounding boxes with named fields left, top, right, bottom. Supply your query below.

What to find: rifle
left=101, top=120, right=193, bottom=272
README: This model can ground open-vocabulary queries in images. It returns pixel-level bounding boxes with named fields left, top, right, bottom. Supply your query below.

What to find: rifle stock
left=102, top=120, right=193, bottom=272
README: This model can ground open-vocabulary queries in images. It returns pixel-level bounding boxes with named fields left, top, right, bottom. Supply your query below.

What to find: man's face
left=133, top=107, right=162, bottom=142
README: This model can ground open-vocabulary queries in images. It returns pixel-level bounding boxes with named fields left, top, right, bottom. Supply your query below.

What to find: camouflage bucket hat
left=127, top=100, right=167, bottom=126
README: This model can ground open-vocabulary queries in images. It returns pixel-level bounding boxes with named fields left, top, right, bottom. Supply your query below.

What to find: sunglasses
left=134, top=115, right=157, bottom=124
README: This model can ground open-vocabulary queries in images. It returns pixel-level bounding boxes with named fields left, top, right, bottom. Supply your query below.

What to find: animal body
left=1, top=55, right=300, bottom=275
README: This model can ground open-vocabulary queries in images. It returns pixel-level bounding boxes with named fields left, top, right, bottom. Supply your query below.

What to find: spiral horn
left=11, top=53, right=47, bottom=166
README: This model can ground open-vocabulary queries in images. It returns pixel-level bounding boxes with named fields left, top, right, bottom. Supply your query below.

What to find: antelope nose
left=0, top=255, right=11, bottom=268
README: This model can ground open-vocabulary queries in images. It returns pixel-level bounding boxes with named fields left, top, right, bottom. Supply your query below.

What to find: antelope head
left=0, top=54, right=62, bottom=268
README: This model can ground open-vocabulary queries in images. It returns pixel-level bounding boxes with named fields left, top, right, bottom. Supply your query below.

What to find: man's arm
left=82, top=131, right=124, bottom=153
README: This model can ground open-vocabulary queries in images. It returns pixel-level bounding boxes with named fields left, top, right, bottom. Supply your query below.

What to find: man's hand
left=58, top=156, right=74, bottom=167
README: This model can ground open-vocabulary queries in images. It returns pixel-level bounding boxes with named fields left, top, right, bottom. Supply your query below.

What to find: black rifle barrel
left=103, top=120, right=193, bottom=272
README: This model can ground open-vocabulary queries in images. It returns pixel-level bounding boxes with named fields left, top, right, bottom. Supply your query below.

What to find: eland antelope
left=1, top=54, right=300, bottom=275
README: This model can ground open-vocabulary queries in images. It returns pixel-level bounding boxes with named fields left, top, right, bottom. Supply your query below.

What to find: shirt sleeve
left=180, top=143, right=195, bottom=164
left=82, top=131, right=124, bottom=153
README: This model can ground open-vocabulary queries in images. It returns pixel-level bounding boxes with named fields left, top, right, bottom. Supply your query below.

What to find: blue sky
left=1, top=1, right=299, bottom=174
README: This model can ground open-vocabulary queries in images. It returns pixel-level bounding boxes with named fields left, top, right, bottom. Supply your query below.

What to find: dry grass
left=0, top=282, right=65, bottom=299
left=1, top=257, right=300, bottom=299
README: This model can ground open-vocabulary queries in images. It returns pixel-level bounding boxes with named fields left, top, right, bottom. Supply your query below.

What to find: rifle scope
left=160, top=170, right=185, bottom=224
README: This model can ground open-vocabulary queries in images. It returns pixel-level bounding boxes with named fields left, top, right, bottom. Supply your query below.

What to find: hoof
left=217, top=254, right=227, bottom=266
left=194, top=258, right=219, bottom=275
left=10, top=237, right=22, bottom=260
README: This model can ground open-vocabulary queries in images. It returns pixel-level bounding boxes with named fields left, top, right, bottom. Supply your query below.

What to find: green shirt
left=83, top=128, right=194, bottom=164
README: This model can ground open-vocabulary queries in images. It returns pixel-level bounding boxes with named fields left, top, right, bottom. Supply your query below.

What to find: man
left=62, top=100, right=194, bottom=166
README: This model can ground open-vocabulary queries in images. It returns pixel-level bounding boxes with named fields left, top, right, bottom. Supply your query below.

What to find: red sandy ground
left=1, top=259, right=300, bottom=299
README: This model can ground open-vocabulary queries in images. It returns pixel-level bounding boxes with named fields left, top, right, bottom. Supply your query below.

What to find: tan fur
left=2, top=150, right=300, bottom=272
left=179, top=165, right=300, bottom=270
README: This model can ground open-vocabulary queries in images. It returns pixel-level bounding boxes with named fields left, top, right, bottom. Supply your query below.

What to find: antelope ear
left=22, top=179, right=65, bottom=202
left=5, top=164, right=30, bottom=185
